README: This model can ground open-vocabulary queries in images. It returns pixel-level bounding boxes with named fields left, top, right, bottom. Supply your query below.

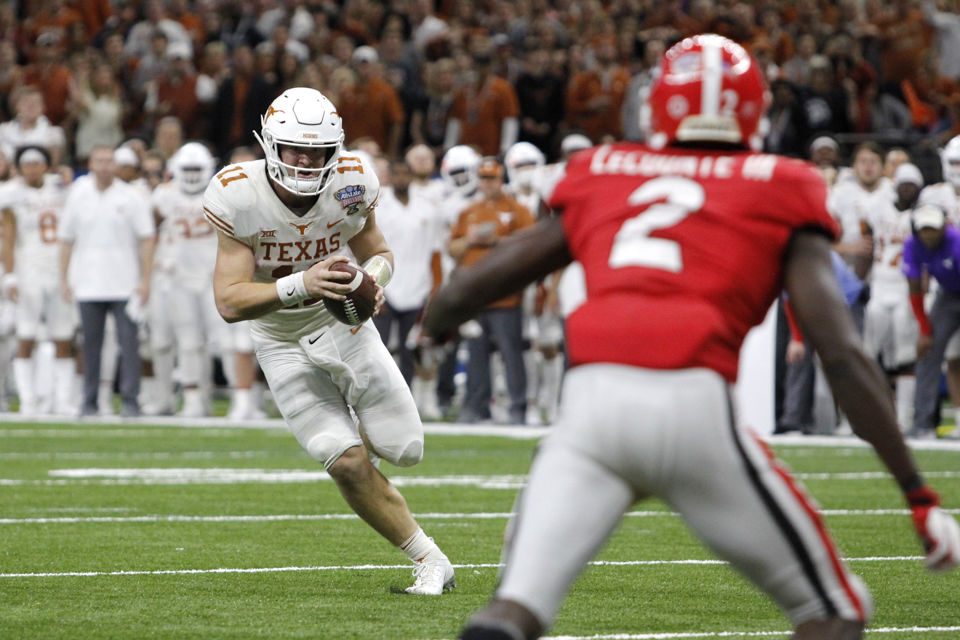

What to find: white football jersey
left=152, top=182, right=217, bottom=282
left=0, top=175, right=67, bottom=284
left=918, top=183, right=960, bottom=224
left=827, top=178, right=897, bottom=243
left=870, top=207, right=913, bottom=303
left=202, top=156, right=380, bottom=341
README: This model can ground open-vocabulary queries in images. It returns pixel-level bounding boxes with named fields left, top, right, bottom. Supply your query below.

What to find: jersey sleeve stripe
left=202, top=207, right=235, bottom=236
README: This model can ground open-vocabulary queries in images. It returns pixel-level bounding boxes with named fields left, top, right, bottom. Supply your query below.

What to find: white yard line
left=540, top=627, right=960, bottom=639
left=0, top=556, right=926, bottom=579
left=1, top=417, right=958, bottom=449
left=1, top=508, right=956, bottom=526
left=2, top=467, right=960, bottom=487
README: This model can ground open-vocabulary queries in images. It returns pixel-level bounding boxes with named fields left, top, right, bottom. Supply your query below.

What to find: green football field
left=1, top=419, right=959, bottom=639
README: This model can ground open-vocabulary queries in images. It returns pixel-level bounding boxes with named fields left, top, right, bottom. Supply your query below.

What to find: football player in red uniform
left=424, top=34, right=960, bottom=640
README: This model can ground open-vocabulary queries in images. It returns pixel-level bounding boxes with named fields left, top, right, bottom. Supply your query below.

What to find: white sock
left=151, top=346, right=175, bottom=408
left=53, top=358, right=75, bottom=414
left=13, top=357, right=34, bottom=413
left=399, top=527, right=442, bottom=563
left=895, top=375, right=915, bottom=434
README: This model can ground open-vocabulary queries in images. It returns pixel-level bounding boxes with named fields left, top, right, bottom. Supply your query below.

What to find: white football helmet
left=504, top=141, right=545, bottom=191
left=941, top=135, right=960, bottom=188
left=440, top=145, right=480, bottom=197
left=254, top=87, right=344, bottom=196
left=169, top=142, right=215, bottom=195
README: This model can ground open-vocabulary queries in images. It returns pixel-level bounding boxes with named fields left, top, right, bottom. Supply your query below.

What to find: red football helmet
left=648, top=34, right=769, bottom=150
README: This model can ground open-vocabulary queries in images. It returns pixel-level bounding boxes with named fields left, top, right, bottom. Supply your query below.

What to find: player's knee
left=326, top=447, right=374, bottom=487
left=393, top=438, right=423, bottom=467
left=304, top=433, right=345, bottom=467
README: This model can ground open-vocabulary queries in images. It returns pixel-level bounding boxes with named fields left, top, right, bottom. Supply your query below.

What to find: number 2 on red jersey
left=609, top=177, right=705, bottom=273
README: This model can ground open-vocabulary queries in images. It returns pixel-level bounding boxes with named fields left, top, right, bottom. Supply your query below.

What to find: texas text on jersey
left=201, top=153, right=380, bottom=340
left=550, top=143, right=838, bottom=381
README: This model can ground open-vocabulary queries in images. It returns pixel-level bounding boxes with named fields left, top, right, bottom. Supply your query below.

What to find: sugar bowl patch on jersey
left=335, top=184, right=366, bottom=215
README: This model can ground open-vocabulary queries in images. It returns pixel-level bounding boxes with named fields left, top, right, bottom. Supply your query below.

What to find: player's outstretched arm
left=784, top=230, right=960, bottom=572
left=424, top=214, right=572, bottom=338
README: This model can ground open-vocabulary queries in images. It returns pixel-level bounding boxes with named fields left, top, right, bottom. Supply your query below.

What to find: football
left=322, top=262, right=378, bottom=326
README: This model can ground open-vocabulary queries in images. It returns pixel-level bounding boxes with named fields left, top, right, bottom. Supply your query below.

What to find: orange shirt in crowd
left=566, top=65, right=631, bottom=142
left=873, top=9, right=933, bottom=84
left=156, top=73, right=202, bottom=138
left=338, top=76, right=404, bottom=153
left=450, top=193, right=535, bottom=309
left=449, top=76, right=520, bottom=157
left=22, top=64, right=73, bottom=125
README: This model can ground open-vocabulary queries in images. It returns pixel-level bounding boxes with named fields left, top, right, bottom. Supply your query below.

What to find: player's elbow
left=216, top=300, right=245, bottom=323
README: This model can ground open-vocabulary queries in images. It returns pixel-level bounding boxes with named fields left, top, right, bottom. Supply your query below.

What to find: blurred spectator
left=374, top=158, right=444, bottom=395
left=152, top=116, right=183, bottom=162
left=765, top=80, right=810, bottom=158
left=514, top=44, right=566, bottom=156
left=208, top=45, right=275, bottom=160
left=168, top=0, right=205, bottom=51
left=448, top=158, right=534, bottom=424
left=445, top=37, right=520, bottom=157
left=0, top=86, right=67, bottom=168
left=830, top=141, right=895, bottom=280
left=22, top=30, right=77, bottom=128
left=848, top=65, right=913, bottom=135
left=808, top=135, right=843, bottom=186
left=0, top=41, right=24, bottom=120
left=566, top=35, right=631, bottom=143
left=800, top=55, right=852, bottom=135
left=124, top=0, right=192, bottom=61
left=621, top=38, right=665, bottom=143
left=885, top=148, right=912, bottom=180
left=782, top=33, right=819, bottom=87
left=409, top=57, right=456, bottom=157
left=73, top=62, right=125, bottom=164
left=338, top=46, right=405, bottom=158
left=872, top=0, right=934, bottom=90
left=148, top=40, right=203, bottom=139
left=923, top=0, right=960, bottom=79
left=59, top=145, right=156, bottom=418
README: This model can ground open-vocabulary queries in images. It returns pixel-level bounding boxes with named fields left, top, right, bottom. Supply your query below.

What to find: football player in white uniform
left=203, top=88, right=454, bottom=594
left=0, top=146, right=75, bottom=415
left=863, top=163, right=923, bottom=432
left=828, top=142, right=897, bottom=282
left=154, top=141, right=225, bottom=417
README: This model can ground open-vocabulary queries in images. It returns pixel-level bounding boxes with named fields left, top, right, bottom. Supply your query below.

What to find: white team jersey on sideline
left=870, top=207, right=913, bottom=303
left=201, top=156, right=380, bottom=342
left=152, top=182, right=217, bottom=285
left=375, top=186, right=443, bottom=311
left=919, top=183, right=960, bottom=224
left=0, top=174, right=66, bottom=285
left=827, top=178, right=897, bottom=244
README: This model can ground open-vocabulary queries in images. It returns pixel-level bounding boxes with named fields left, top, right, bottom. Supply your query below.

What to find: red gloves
left=906, top=485, right=960, bottom=572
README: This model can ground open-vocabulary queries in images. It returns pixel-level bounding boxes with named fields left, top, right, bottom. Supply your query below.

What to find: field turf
left=1, top=419, right=959, bottom=639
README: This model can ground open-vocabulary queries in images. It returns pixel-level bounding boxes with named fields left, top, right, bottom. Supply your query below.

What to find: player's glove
left=906, top=484, right=960, bottom=572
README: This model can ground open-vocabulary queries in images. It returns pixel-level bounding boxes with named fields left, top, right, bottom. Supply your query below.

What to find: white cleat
left=405, top=553, right=455, bottom=595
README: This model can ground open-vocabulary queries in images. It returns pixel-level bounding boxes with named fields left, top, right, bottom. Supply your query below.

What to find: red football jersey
left=549, top=143, right=838, bottom=381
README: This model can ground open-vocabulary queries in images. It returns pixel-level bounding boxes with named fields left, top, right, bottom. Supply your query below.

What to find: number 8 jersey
left=549, top=143, right=838, bottom=381
left=0, top=174, right=66, bottom=286
left=201, top=155, right=380, bottom=341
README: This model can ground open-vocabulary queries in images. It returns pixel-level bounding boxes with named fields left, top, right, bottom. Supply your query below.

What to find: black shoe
left=121, top=403, right=141, bottom=418
left=459, top=622, right=525, bottom=640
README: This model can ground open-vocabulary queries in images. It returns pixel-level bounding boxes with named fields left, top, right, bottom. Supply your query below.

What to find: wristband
left=363, top=255, right=393, bottom=287
left=1, top=273, right=17, bottom=293
left=276, top=271, right=309, bottom=306
left=900, top=473, right=926, bottom=495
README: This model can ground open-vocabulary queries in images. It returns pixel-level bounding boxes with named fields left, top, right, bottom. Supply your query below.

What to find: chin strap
left=363, top=255, right=393, bottom=287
